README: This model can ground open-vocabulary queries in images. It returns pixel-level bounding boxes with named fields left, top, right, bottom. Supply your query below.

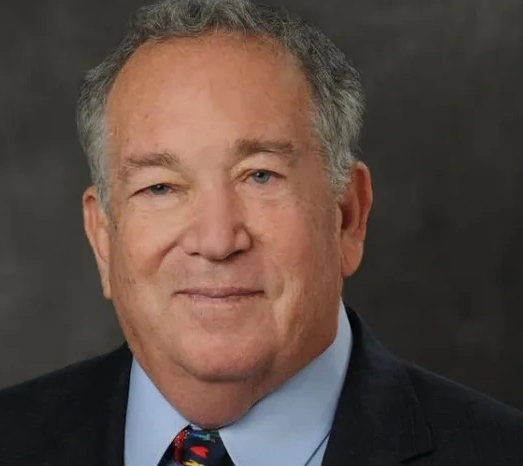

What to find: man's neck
left=132, top=322, right=338, bottom=428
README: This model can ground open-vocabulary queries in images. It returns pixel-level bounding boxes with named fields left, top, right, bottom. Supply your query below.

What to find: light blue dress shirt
left=125, top=299, right=352, bottom=466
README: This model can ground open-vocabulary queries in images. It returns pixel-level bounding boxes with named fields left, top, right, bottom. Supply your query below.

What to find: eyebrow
left=118, top=138, right=298, bottom=182
left=118, top=151, right=181, bottom=181
left=235, top=138, right=297, bottom=161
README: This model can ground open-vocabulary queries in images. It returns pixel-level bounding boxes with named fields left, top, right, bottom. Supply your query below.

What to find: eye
left=145, top=183, right=172, bottom=196
left=249, top=170, right=274, bottom=184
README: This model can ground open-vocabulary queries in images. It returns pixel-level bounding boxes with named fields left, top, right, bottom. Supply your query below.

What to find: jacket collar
left=321, top=305, right=435, bottom=465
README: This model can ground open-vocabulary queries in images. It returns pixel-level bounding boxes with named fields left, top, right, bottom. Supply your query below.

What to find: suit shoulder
left=0, top=346, right=130, bottom=461
left=404, top=360, right=523, bottom=454
left=0, top=345, right=130, bottom=421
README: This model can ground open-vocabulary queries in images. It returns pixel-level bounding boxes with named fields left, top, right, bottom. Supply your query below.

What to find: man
left=1, top=0, right=522, bottom=464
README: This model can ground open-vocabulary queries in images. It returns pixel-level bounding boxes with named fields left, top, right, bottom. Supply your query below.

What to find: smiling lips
left=177, top=287, right=262, bottom=299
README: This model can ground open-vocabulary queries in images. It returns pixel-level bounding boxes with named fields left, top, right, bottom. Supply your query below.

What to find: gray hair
left=76, top=0, right=364, bottom=210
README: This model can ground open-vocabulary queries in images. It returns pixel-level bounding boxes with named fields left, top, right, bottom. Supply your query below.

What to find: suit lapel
left=321, top=307, right=435, bottom=466
left=48, top=345, right=132, bottom=466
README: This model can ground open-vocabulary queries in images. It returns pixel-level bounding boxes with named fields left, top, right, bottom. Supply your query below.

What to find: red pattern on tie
left=190, top=446, right=209, bottom=458
left=173, top=429, right=188, bottom=463
left=172, top=426, right=230, bottom=466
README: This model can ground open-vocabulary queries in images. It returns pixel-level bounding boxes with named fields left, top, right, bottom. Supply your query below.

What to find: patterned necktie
left=172, top=426, right=231, bottom=466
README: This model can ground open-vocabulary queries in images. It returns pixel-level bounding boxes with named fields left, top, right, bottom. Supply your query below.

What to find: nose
left=178, top=183, right=252, bottom=261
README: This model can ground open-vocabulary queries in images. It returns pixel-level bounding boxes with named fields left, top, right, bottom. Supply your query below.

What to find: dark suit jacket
left=1, top=307, right=522, bottom=465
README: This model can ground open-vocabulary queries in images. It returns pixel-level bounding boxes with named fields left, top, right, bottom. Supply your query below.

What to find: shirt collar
left=125, top=299, right=352, bottom=466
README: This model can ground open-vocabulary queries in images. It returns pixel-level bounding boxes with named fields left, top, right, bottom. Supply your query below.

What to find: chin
left=175, top=341, right=275, bottom=384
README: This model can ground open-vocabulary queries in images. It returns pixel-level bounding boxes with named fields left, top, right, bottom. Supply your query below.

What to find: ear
left=82, top=186, right=112, bottom=299
left=338, top=162, right=373, bottom=277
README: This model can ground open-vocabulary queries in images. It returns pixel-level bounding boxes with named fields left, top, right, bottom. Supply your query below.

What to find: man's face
left=84, top=34, right=371, bottom=388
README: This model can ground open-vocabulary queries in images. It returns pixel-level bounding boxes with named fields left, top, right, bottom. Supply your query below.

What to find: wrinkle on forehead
left=107, top=32, right=309, bottom=116
left=105, top=30, right=317, bottom=173
left=110, top=31, right=303, bottom=103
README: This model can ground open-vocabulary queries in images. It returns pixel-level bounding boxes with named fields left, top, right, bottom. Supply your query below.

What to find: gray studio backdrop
left=1, top=0, right=522, bottom=409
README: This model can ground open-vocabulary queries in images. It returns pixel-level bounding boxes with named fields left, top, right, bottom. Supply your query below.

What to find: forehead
left=105, top=32, right=315, bottom=163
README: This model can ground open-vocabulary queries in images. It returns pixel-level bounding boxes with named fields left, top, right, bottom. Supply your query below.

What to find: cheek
left=259, top=197, right=337, bottom=267
left=251, top=199, right=340, bottom=346
left=248, top=199, right=308, bottom=264
left=107, top=210, right=182, bottom=326
left=114, top=209, right=176, bottom=278
left=249, top=195, right=340, bottom=308
left=108, top=215, right=174, bottom=337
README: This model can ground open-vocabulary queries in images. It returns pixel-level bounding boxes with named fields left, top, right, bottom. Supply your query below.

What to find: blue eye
left=250, top=171, right=273, bottom=184
left=147, top=184, right=171, bottom=195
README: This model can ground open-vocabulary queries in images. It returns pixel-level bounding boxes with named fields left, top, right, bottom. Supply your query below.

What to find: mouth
left=176, top=287, right=263, bottom=301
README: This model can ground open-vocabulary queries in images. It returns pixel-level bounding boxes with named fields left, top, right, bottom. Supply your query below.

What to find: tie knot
left=172, top=426, right=229, bottom=466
